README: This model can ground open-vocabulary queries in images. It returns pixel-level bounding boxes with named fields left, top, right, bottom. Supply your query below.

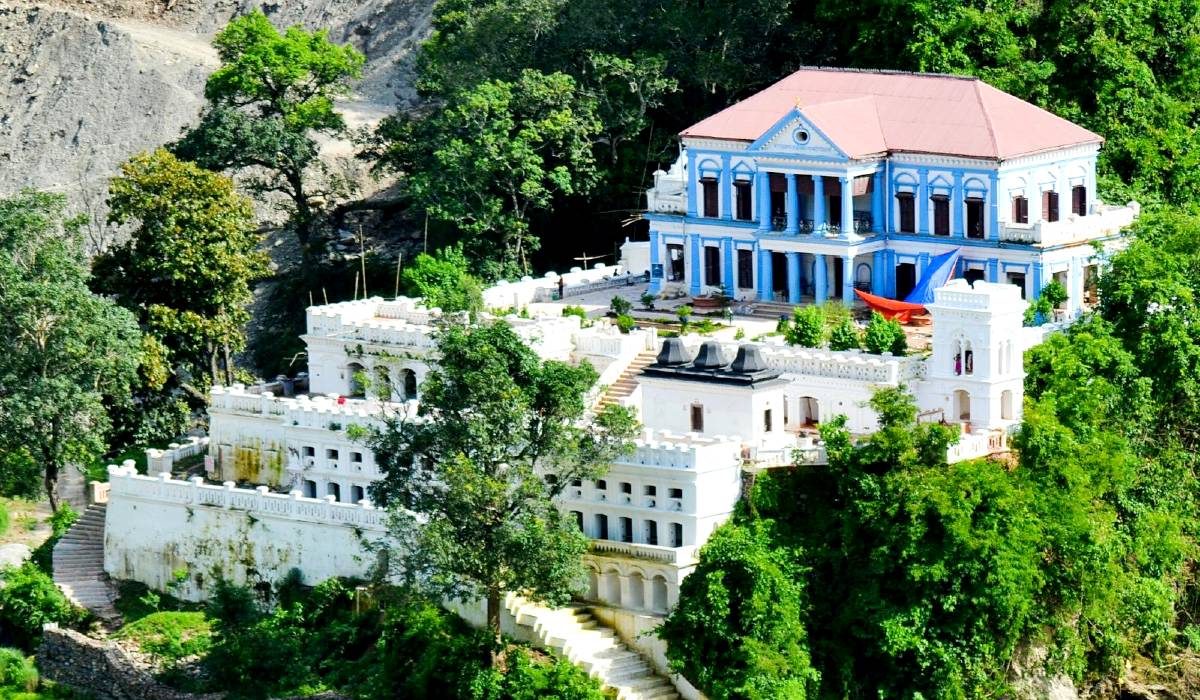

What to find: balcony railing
left=999, top=203, right=1137, bottom=246
left=588, top=540, right=699, bottom=565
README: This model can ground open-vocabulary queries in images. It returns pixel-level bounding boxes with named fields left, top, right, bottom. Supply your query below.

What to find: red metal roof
left=680, top=68, right=1102, bottom=160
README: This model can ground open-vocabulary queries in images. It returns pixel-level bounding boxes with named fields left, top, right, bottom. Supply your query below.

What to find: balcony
left=1000, top=202, right=1138, bottom=247
left=589, top=540, right=698, bottom=565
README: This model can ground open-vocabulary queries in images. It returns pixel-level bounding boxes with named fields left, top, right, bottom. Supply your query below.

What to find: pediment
left=749, top=109, right=846, bottom=160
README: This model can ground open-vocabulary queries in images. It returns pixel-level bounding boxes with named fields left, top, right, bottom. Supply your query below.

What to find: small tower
left=923, top=279, right=1027, bottom=429
left=638, top=338, right=790, bottom=448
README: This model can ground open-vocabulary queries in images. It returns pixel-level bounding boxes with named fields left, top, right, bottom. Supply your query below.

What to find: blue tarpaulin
left=902, top=249, right=960, bottom=305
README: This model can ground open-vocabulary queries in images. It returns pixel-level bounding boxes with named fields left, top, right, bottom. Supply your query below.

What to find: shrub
left=115, top=611, right=212, bottom=665
left=676, top=305, right=693, bottom=332
left=0, top=648, right=37, bottom=692
left=863, top=311, right=906, bottom=355
left=0, top=564, right=87, bottom=650
left=639, top=292, right=656, bottom=310
left=47, top=506, right=76, bottom=538
left=828, top=318, right=860, bottom=351
left=785, top=306, right=825, bottom=348
left=610, top=295, right=632, bottom=316
left=615, top=314, right=635, bottom=334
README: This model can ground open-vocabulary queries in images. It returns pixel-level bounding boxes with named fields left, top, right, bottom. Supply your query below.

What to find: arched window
left=402, top=369, right=418, bottom=400
left=346, top=362, right=366, bottom=397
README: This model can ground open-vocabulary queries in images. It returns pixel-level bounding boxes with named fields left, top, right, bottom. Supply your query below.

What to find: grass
left=113, top=581, right=199, bottom=625
left=114, top=611, right=212, bottom=665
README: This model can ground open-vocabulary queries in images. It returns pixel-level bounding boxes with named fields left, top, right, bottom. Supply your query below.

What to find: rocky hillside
left=0, top=0, right=431, bottom=248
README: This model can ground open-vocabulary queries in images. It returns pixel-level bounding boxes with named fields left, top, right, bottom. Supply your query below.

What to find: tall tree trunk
left=487, top=588, right=504, bottom=669
left=222, top=343, right=233, bottom=386
left=44, top=459, right=59, bottom=513
left=208, top=342, right=219, bottom=386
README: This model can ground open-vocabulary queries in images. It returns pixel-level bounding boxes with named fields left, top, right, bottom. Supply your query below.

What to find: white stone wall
left=103, top=467, right=389, bottom=602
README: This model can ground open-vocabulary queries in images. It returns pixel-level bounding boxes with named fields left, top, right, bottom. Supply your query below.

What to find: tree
left=785, top=306, right=825, bottom=348
left=827, top=317, right=860, bottom=351
left=94, top=149, right=269, bottom=388
left=400, top=244, right=484, bottom=315
left=379, top=69, right=601, bottom=278
left=173, top=11, right=364, bottom=251
left=863, top=311, right=906, bottom=355
left=0, top=191, right=142, bottom=510
left=659, top=521, right=818, bottom=699
left=368, top=321, right=638, bottom=663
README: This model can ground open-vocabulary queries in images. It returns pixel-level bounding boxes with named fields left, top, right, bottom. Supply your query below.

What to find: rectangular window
left=737, top=249, right=753, bottom=289
left=646, top=520, right=659, bottom=546
left=326, top=449, right=339, bottom=460
left=763, top=409, right=773, bottom=432
left=1042, top=190, right=1059, bottom=222
left=670, top=523, right=684, bottom=547
left=690, top=405, right=704, bottom=432
left=350, top=485, right=365, bottom=503
left=571, top=511, right=583, bottom=531
left=966, top=198, right=985, bottom=239
left=644, top=485, right=657, bottom=496
left=897, top=193, right=915, bottom=233
left=1071, top=185, right=1086, bottom=216
left=595, top=514, right=609, bottom=540
left=669, top=487, right=683, bottom=499
left=1012, top=196, right=1028, bottom=224
left=596, top=479, right=607, bottom=491
left=701, top=177, right=719, bottom=217
left=302, top=446, right=315, bottom=458
left=621, top=482, right=632, bottom=494
left=932, top=194, right=950, bottom=235
left=570, top=478, right=582, bottom=487
left=1007, top=272, right=1027, bottom=299
left=619, top=517, right=633, bottom=543
left=704, top=246, right=720, bottom=286
left=769, top=173, right=787, bottom=228
left=351, top=452, right=363, bottom=463
left=734, top=180, right=752, bottom=220
left=667, top=243, right=685, bottom=282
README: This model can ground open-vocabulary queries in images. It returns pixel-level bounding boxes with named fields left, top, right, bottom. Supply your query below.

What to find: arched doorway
left=402, top=369, right=418, bottom=400
left=651, top=576, right=669, bottom=613
left=586, top=567, right=600, bottom=602
left=1001, top=390, right=1014, bottom=421
left=603, top=569, right=622, bottom=607
left=798, top=397, right=820, bottom=426
left=346, top=363, right=366, bottom=397
left=953, top=390, right=971, bottom=421
left=374, top=366, right=392, bottom=400
left=627, top=571, right=645, bottom=610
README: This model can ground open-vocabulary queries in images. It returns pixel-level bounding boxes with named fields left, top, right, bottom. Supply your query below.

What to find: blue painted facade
left=643, top=104, right=1134, bottom=314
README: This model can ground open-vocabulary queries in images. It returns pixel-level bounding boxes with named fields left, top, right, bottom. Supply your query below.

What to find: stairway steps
left=53, top=503, right=121, bottom=627
left=505, top=594, right=678, bottom=700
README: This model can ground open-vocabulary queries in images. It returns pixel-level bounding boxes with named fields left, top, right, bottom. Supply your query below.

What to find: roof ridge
left=792, top=66, right=979, bottom=82
left=973, top=80, right=1001, bottom=158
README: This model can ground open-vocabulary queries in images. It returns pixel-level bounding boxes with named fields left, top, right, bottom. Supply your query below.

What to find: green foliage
left=675, top=304, right=692, bottom=332
left=0, top=564, right=87, bottom=650
left=862, top=311, right=906, bottom=355
left=115, top=612, right=212, bottom=664
left=368, top=320, right=638, bottom=645
left=380, top=69, right=601, bottom=277
left=660, top=521, right=818, bottom=699
left=0, top=191, right=143, bottom=510
left=827, top=317, right=860, bottom=351
left=401, top=244, right=485, bottom=314
left=615, top=314, right=635, bottom=334
left=609, top=295, right=632, bottom=316
left=561, top=305, right=587, bottom=321
left=639, top=292, right=656, bottom=310
left=0, top=649, right=37, bottom=693
left=174, top=11, right=363, bottom=248
left=784, top=306, right=825, bottom=348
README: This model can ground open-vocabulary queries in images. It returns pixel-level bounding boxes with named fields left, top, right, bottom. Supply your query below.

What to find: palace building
left=643, top=68, right=1138, bottom=315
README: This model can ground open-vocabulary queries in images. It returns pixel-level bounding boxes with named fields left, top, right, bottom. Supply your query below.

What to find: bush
left=609, top=296, right=632, bottom=316
left=0, top=648, right=37, bottom=692
left=639, top=292, right=656, bottom=310
left=0, top=564, right=87, bottom=650
left=676, top=305, right=693, bottom=332
left=785, top=306, right=825, bottom=348
left=615, top=314, right=635, bottom=334
left=863, top=311, right=906, bottom=355
left=115, top=611, right=212, bottom=665
left=0, top=451, right=40, bottom=501
left=828, top=317, right=860, bottom=351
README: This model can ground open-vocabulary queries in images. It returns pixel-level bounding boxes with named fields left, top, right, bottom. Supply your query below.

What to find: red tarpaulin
left=853, top=288, right=927, bottom=323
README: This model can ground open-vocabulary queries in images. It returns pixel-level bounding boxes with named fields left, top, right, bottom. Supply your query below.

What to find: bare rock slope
left=0, top=0, right=430, bottom=234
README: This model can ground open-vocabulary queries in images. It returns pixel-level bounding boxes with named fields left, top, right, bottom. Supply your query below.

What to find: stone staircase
left=597, top=350, right=657, bottom=409
left=506, top=594, right=679, bottom=700
left=52, top=503, right=120, bottom=626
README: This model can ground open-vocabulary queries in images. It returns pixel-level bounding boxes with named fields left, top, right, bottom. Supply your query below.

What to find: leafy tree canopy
left=400, top=244, right=484, bottom=315
left=368, top=320, right=638, bottom=660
